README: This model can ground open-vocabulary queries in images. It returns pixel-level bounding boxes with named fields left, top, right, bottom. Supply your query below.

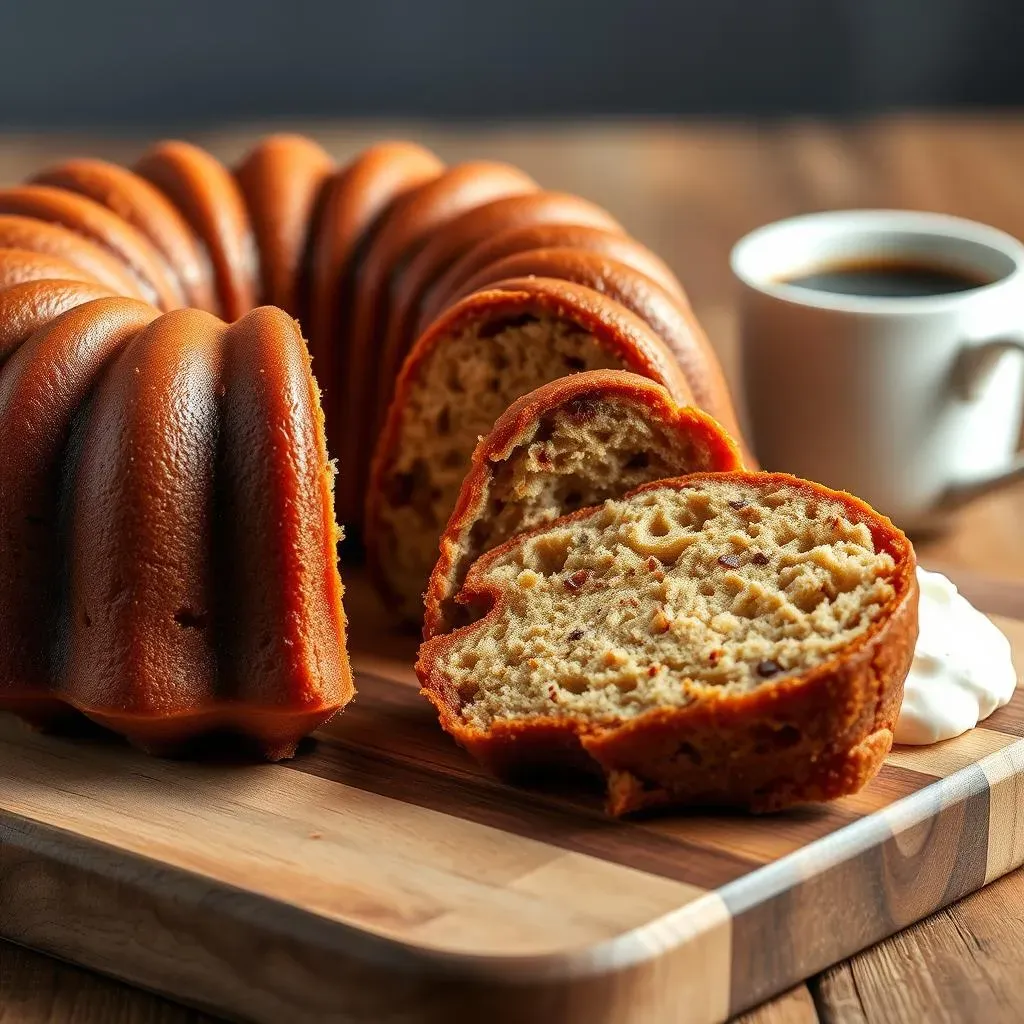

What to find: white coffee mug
left=731, top=210, right=1024, bottom=531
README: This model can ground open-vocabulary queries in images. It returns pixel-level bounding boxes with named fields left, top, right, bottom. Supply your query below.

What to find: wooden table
left=2, top=117, right=1023, bottom=1023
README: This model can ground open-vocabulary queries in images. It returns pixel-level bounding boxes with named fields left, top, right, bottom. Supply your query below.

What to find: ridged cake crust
left=417, top=472, right=919, bottom=815
left=0, top=215, right=149, bottom=298
left=308, top=142, right=445, bottom=528
left=420, top=222, right=686, bottom=330
left=66, top=307, right=352, bottom=757
left=0, top=249, right=101, bottom=288
left=378, top=190, right=623, bottom=431
left=0, top=186, right=182, bottom=310
left=448, top=248, right=743, bottom=445
left=136, top=140, right=257, bottom=320
left=0, top=295, right=352, bottom=758
left=32, top=157, right=216, bottom=311
left=234, top=134, right=333, bottom=312
left=0, top=297, right=160, bottom=725
left=0, top=280, right=119, bottom=360
left=347, top=161, right=539, bottom=524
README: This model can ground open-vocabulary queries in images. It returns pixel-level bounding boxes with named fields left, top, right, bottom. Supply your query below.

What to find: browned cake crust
left=423, top=370, right=744, bottom=639
left=446, top=246, right=744, bottom=447
left=377, top=191, right=623, bottom=426
left=0, top=185, right=184, bottom=310
left=234, top=134, right=333, bottom=312
left=417, top=472, right=919, bottom=815
left=135, top=140, right=258, bottom=320
left=0, top=215, right=149, bottom=298
left=420, top=222, right=687, bottom=329
left=31, top=157, right=217, bottom=311
left=305, top=140, right=445, bottom=528
left=347, top=162, right=538, bottom=509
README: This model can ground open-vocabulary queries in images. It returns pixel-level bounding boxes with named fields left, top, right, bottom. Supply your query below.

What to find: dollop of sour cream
left=894, top=567, right=1018, bottom=745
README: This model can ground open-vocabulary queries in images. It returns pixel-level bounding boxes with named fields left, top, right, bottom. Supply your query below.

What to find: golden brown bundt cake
left=417, top=473, right=918, bottom=815
left=0, top=186, right=183, bottom=310
left=31, top=157, right=217, bottom=311
left=0, top=130, right=751, bottom=761
left=375, top=191, right=625, bottom=434
left=64, top=307, right=352, bottom=757
left=306, top=141, right=445, bottom=527
left=0, top=215, right=150, bottom=298
left=423, top=370, right=744, bottom=639
left=135, top=140, right=257, bottom=320
left=419, top=222, right=688, bottom=328
left=0, top=297, right=159, bottom=727
left=0, top=279, right=119, bottom=359
left=0, top=249, right=102, bottom=288
left=344, top=161, right=539, bottom=532
left=365, top=278, right=694, bottom=623
left=234, top=134, right=333, bottom=312
left=0, top=297, right=352, bottom=757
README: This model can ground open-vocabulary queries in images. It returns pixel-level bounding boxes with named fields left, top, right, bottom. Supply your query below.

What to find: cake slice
left=417, top=472, right=918, bottom=814
left=423, top=370, right=743, bottom=638
left=365, top=278, right=693, bottom=623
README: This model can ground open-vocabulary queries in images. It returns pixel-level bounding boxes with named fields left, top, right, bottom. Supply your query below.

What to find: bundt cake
left=0, top=299, right=351, bottom=758
left=417, top=473, right=919, bottom=814
left=32, top=156, right=217, bottom=310
left=0, top=130, right=747, bottom=755
left=366, top=278, right=695, bottom=622
left=306, top=141, right=445, bottom=527
left=423, top=370, right=744, bottom=638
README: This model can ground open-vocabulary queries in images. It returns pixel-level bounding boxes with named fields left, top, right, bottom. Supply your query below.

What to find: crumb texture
left=439, top=480, right=897, bottom=729
left=441, top=394, right=722, bottom=629
left=377, top=314, right=627, bottom=614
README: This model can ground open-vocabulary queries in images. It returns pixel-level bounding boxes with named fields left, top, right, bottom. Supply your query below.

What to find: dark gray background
left=0, top=0, right=1020, bottom=127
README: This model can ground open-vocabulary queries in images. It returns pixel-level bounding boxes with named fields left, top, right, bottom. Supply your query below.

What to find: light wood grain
left=886, top=727, right=1021, bottom=778
left=738, top=986, right=820, bottom=1024
left=981, top=739, right=1024, bottom=885
left=813, top=865, right=1024, bottom=1023
left=0, top=714, right=706, bottom=957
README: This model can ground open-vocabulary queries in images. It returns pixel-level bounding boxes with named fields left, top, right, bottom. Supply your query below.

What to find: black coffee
left=782, top=259, right=988, bottom=298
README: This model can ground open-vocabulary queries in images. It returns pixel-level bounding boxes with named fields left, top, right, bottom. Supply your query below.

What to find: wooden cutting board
left=0, top=570, right=1022, bottom=1024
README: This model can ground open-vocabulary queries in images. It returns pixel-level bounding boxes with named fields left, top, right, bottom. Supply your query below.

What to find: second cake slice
left=417, top=472, right=918, bottom=814
left=424, top=369, right=743, bottom=637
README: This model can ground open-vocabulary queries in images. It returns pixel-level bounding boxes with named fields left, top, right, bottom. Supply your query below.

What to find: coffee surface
left=783, top=259, right=988, bottom=297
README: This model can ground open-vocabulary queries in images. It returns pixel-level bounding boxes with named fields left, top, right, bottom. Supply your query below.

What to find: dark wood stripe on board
left=722, top=761, right=992, bottom=1018
left=984, top=691, right=1024, bottom=737
left=295, top=669, right=951, bottom=890
left=295, top=672, right=760, bottom=889
left=640, top=762, right=938, bottom=864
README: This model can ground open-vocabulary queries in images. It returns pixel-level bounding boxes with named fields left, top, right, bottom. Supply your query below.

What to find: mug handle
left=941, top=337, right=1024, bottom=509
